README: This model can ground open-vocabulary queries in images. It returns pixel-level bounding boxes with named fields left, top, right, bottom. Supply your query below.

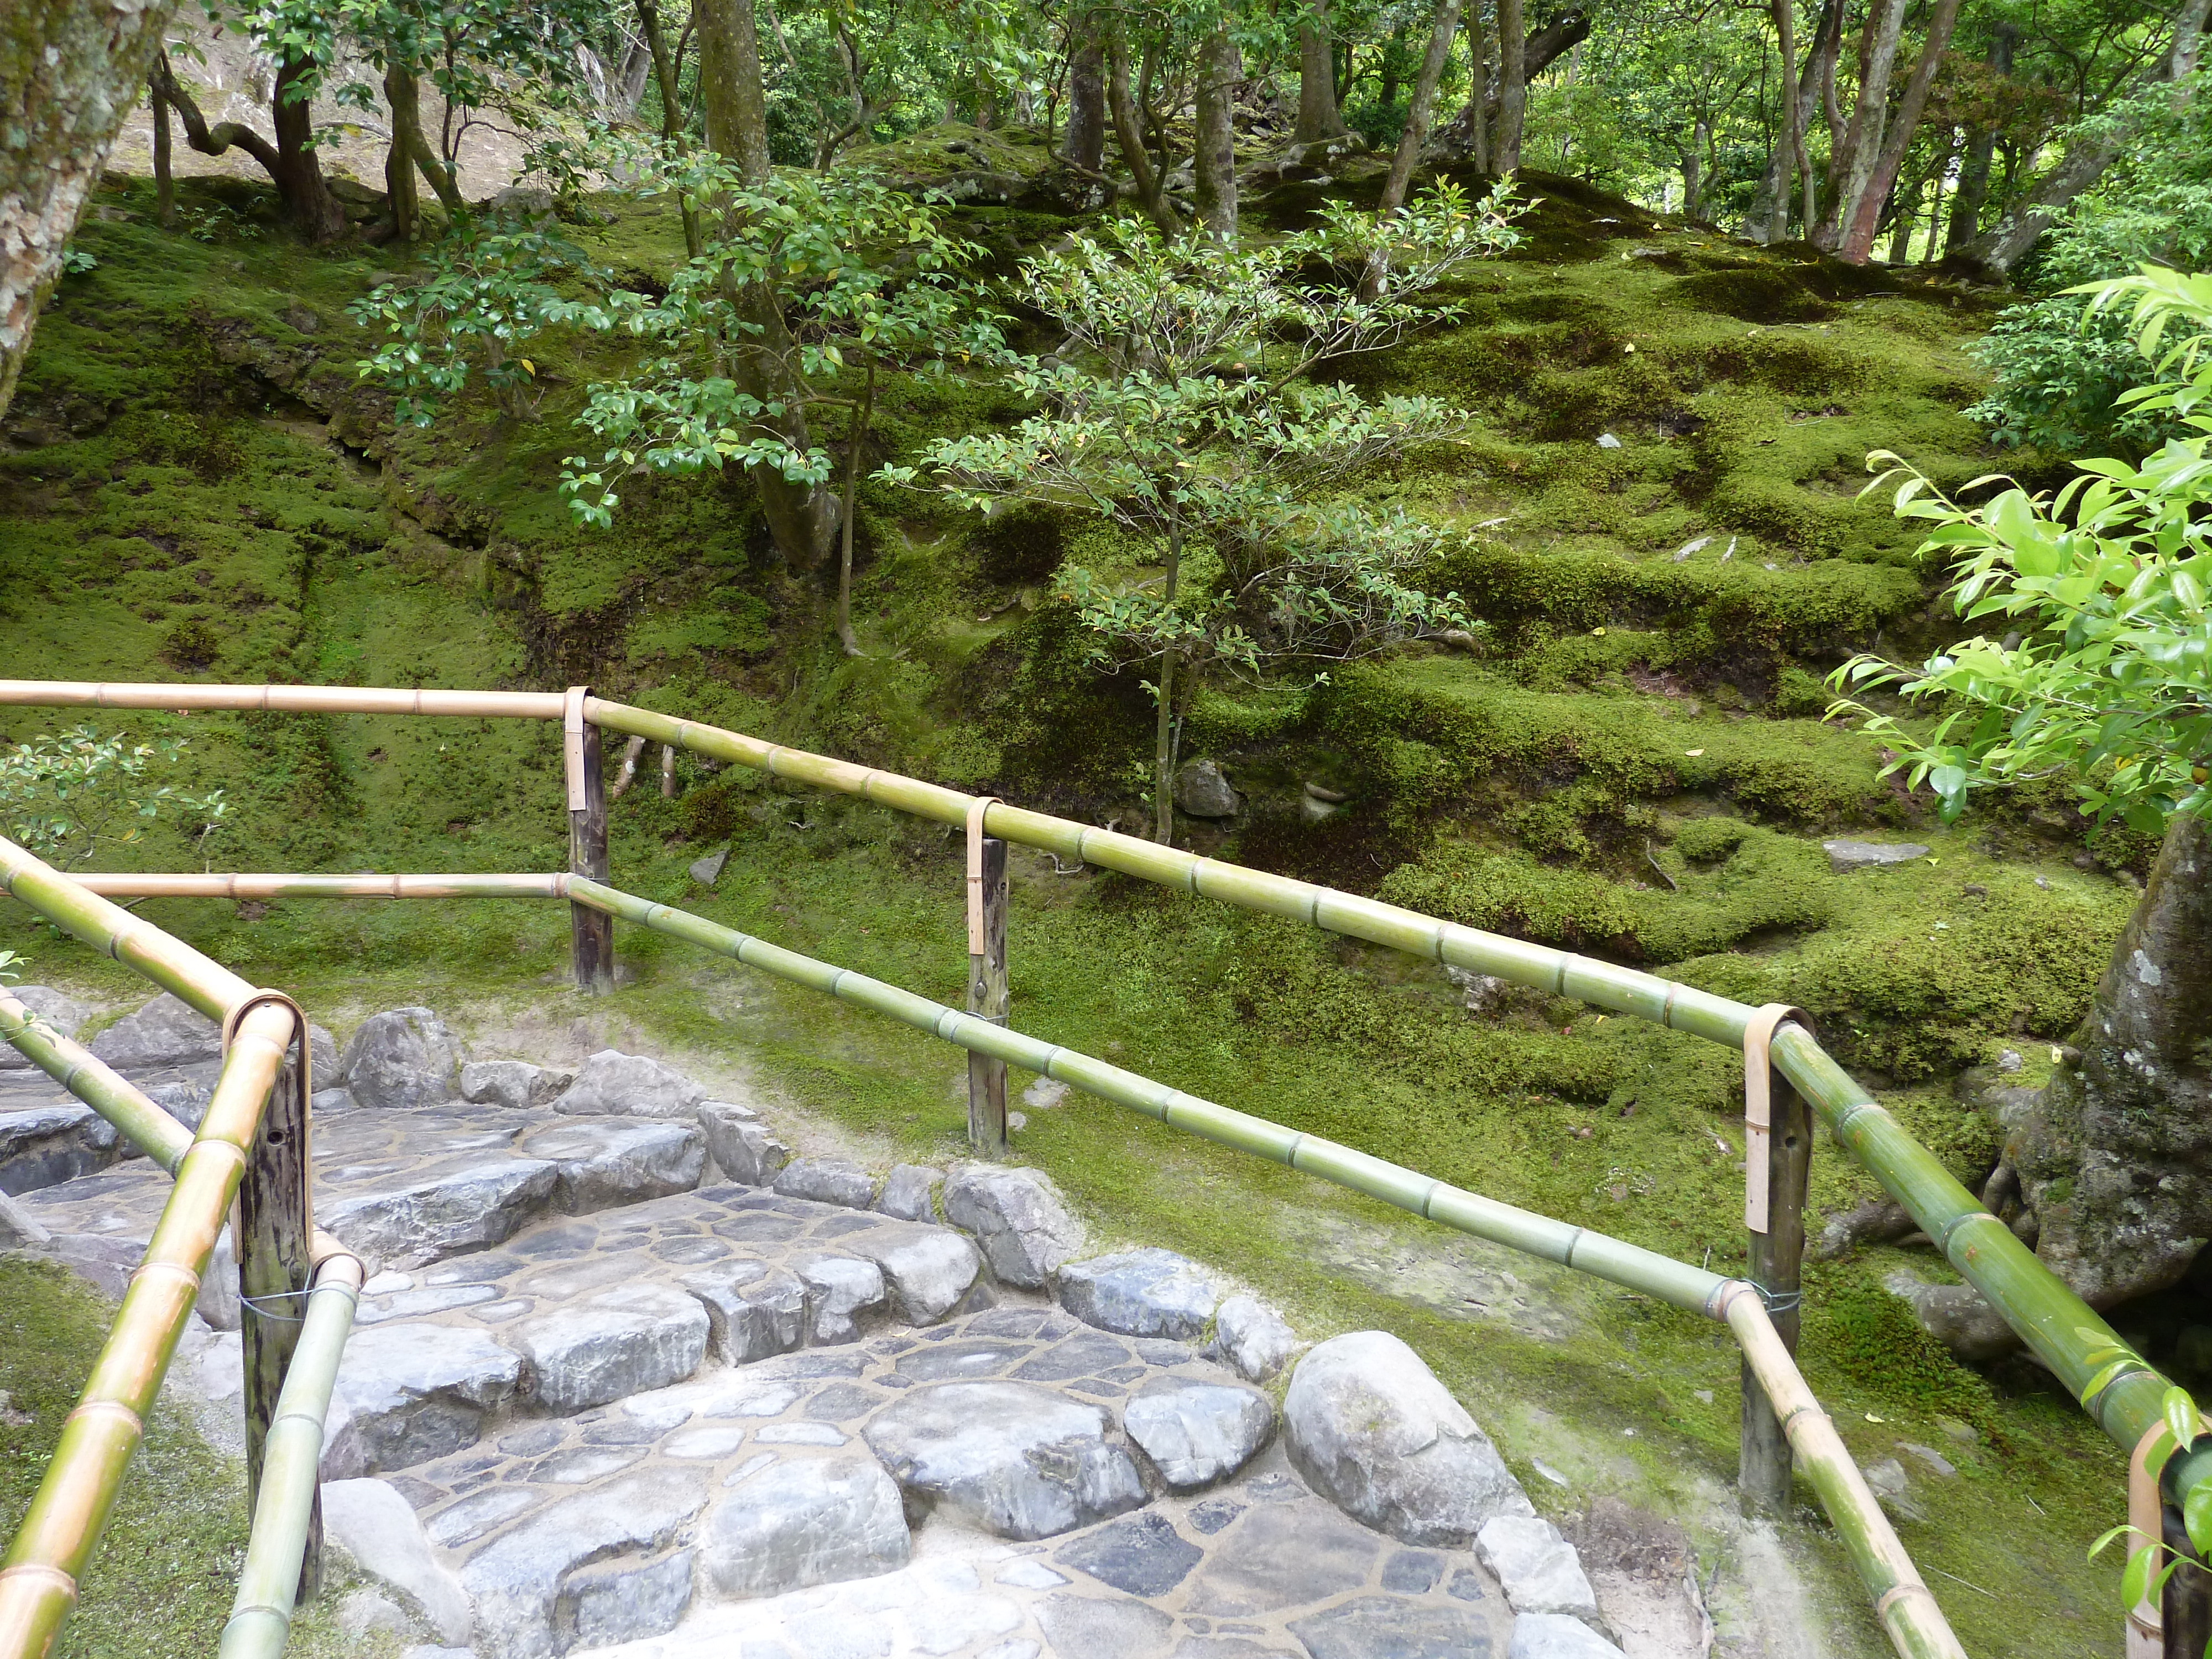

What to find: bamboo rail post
left=565, top=687, right=613, bottom=992
left=966, top=797, right=1010, bottom=1154
left=1740, top=1004, right=1813, bottom=1514
left=227, top=993, right=319, bottom=1603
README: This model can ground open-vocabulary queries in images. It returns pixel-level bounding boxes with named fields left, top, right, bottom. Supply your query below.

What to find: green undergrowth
left=0, top=163, right=2137, bottom=1653
left=0, top=1257, right=370, bottom=1657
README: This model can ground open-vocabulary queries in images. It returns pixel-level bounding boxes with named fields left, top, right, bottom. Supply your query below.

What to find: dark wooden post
left=2165, top=1504, right=2211, bottom=1659
left=966, top=799, right=1010, bottom=1154
left=232, top=1000, right=321, bottom=1598
left=1739, top=1004, right=1813, bottom=1514
left=565, top=686, right=613, bottom=992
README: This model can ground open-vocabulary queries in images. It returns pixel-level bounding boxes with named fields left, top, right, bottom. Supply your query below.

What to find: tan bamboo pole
left=217, top=1246, right=363, bottom=1659
left=0, top=1000, right=296, bottom=1659
left=62, top=874, right=565, bottom=900
left=0, top=681, right=564, bottom=718
left=0, top=989, right=192, bottom=1173
left=1720, top=1284, right=1966, bottom=1659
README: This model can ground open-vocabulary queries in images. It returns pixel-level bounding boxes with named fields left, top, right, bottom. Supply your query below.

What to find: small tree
left=556, top=159, right=1004, bottom=646
left=0, top=726, right=228, bottom=873
left=896, top=181, right=1523, bottom=841
left=351, top=218, right=593, bottom=426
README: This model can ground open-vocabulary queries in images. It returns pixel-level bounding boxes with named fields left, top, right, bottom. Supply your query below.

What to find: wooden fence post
left=565, top=686, right=613, bottom=993
left=966, top=798, right=1009, bottom=1154
left=229, top=995, right=321, bottom=1600
left=1740, top=1003, right=1813, bottom=1514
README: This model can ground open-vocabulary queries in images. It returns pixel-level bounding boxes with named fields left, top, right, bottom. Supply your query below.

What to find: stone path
left=4, top=993, right=1637, bottom=1659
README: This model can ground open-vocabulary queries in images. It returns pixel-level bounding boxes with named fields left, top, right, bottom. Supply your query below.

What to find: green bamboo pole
left=0, top=990, right=192, bottom=1173
left=0, top=1000, right=296, bottom=1659
left=567, top=876, right=1731, bottom=1313
left=571, top=877, right=1966, bottom=1659
left=217, top=1250, right=363, bottom=1659
left=66, top=874, right=565, bottom=901
left=582, top=698, right=2197, bottom=1493
left=0, top=838, right=258, bottom=1026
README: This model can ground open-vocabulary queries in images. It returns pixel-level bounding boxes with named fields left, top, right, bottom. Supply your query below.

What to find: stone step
left=332, top=1306, right=1511, bottom=1659
left=0, top=1061, right=215, bottom=1196
left=322, top=1185, right=990, bottom=1477
left=18, top=1100, right=713, bottom=1274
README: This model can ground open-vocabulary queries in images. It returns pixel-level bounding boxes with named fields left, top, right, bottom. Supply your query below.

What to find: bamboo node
left=0, top=1563, right=79, bottom=1602
left=63, top=1399, right=143, bottom=1434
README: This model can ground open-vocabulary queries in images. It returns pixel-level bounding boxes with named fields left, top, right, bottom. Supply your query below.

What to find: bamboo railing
left=1, top=675, right=2204, bottom=1655
left=0, top=837, right=342, bottom=1659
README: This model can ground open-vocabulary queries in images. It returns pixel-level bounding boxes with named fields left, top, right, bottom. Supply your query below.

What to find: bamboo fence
left=0, top=836, right=311, bottom=1659
left=1, top=675, right=2202, bottom=1650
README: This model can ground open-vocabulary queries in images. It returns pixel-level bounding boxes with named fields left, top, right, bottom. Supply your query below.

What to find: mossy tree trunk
left=694, top=0, right=841, bottom=568
left=382, top=62, right=423, bottom=242
left=637, top=0, right=705, bottom=259
left=1492, top=0, right=1526, bottom=170
left=1296, top=0, right=1349, bottom=142
left=1062, top=9, right=1108, bottom=171
left=1, top=0, right=176, bottom=422
left=1912, top=815, right=2212, bottom=1358
left=1193, top=23, right=1240, bottom=241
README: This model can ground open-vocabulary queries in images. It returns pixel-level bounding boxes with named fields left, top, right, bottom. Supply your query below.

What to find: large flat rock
left=18, top=1103, right=711, bottom=1267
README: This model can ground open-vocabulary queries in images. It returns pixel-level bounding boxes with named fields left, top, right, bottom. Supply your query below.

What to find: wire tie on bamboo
left=1741, top=1004, right=1809, bottom=1234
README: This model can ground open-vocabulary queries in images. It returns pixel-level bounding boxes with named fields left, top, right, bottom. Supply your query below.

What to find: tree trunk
left=388, top=64, right=467, bottom=223
left=1362, top=0, right=1463, bottom=299
left=1063, top=11, right=1108, bottom=170
left=1379, top=25, right=1407, bottom=111
left=1944, top=23, right=2016, bottom=253
left=639, top=0, right=705, bottom=258
left=1194, top=24, right=1240, bottom=241
left=1750, top=0, right=1813, bottom=243
left=158, top=50, right=348, bottom=242
left=1494, top=0, right=1526, bottom=170
left=695, top=0, right=840, bottom=568
left=1908, top=815, right=2212, bottom=1361
left=1682, top=117, right=1710, bottom=220
left=151, top=72, right=177, bottom=229
left=1108, top=32, right=1182, bottom=234
left=1837, top=0, right=1962, bottom=263
left=1431, top=6, right=1585, bottom=162
left=383, top=63, right=423, bottom=242
left=1152, top=525, right=1185, bottom=844
left=2, top=0, right=175, bottom=419
left=1465, top=4, right=1491, bottom=171
left=1818, top=0, right=1906, bottom=251
left=1953, top=0, right=2208, bottom=280
left=836, top=361, right=873, bottom=656
left=1297, top=0, right=1348, bottom=141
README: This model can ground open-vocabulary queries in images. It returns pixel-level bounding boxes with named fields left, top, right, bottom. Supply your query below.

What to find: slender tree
left=1296, top=0, right=1349, bottom=140
left=1944, top=21, right=2018, bottom=253
left=1194, top=18, right=1241, bottom=239
left=1494, top=0, right=1527, bottom=169
left=1837, top=0, right=1962, bottom=263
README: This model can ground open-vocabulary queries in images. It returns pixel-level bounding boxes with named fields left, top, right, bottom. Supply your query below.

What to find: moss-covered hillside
left=0, top=156, right=2148, bottom=1656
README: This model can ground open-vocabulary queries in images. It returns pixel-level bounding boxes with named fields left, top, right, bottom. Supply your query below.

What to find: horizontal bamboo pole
left=585, top=698, right=2192, bottom=1481
left=66, top=874, right=565, bottom=900
left=0, top=838, right=259, bottom=1026
left=568, top=877, right=1731, bottom=1316
left=1721, top=1286, right=1967, bottom=1659
left=217, top=1250, right=363, bottom=1659
left=0, top=999, right=297, bottom=1659
left=0, top=681, right=562, bottom=719
left=0, top=990, right=193, bottom=1174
